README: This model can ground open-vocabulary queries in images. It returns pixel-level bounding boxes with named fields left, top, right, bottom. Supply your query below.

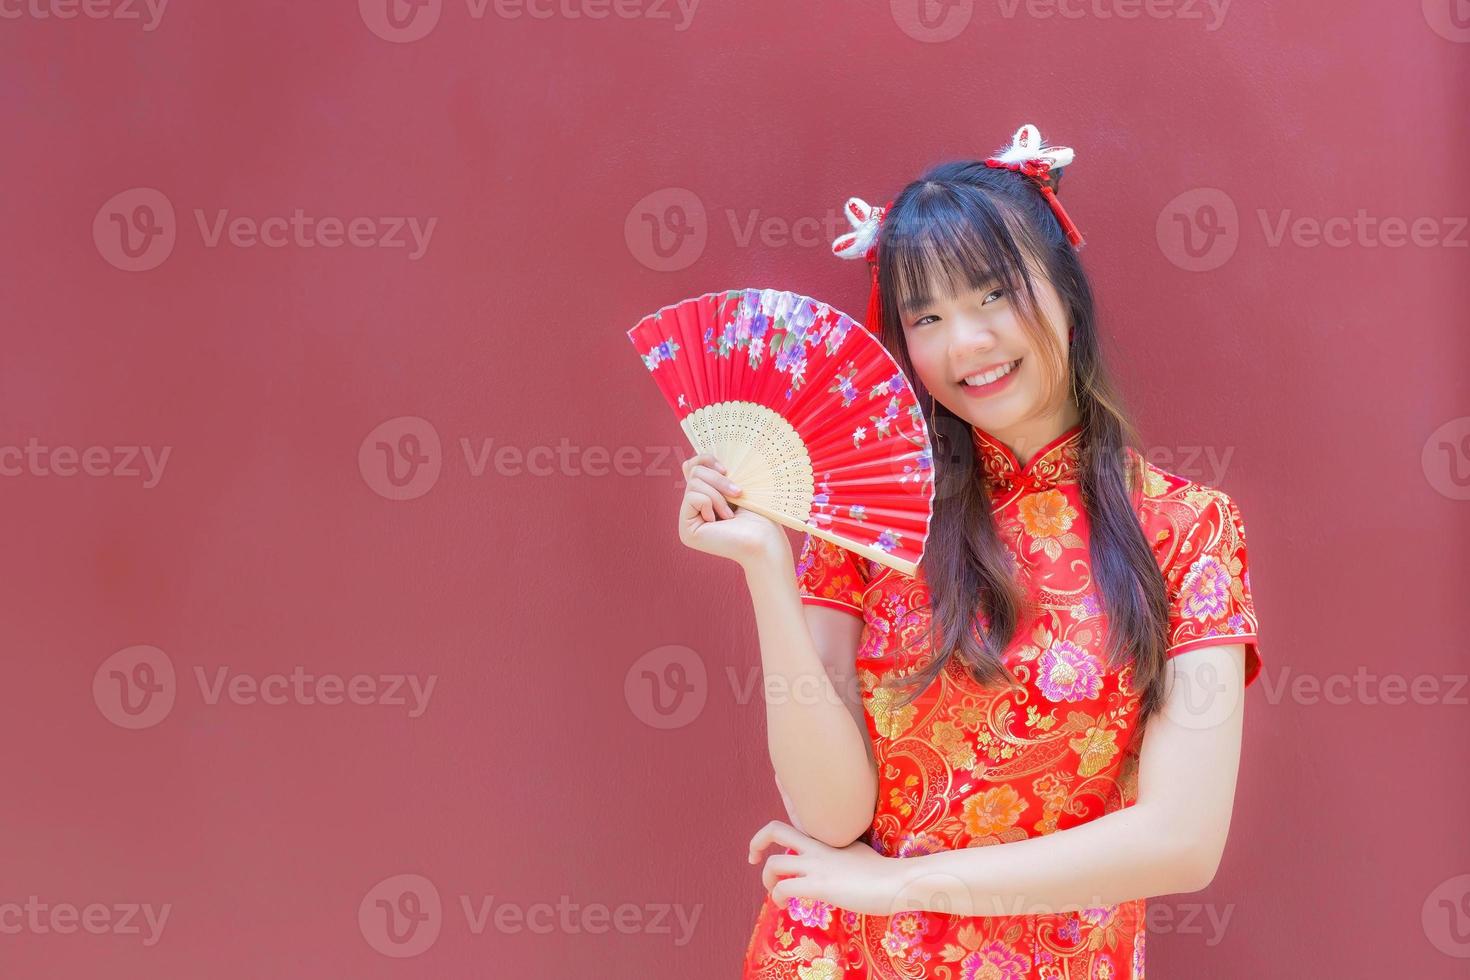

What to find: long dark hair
left=871, top=159, right=1174, bottom=726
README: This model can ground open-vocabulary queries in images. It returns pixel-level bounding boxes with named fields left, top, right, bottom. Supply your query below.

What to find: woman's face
left=897, top=259, right=1074, bottom=452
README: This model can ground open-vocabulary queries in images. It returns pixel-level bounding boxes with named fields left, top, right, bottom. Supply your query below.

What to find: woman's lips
left=959, top=357, right=1022, bottom=397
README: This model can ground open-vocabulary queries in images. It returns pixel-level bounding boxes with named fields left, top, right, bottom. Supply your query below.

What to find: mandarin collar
left=970, top=423, right=1084, bottom=493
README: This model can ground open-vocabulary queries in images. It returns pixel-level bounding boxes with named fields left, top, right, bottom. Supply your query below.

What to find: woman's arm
left=744, top=545, right=877, bottom=848
left=749, top=642, right=1250, bottom=915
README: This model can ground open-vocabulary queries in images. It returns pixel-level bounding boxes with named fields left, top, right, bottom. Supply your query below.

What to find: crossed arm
left=750, top=642, right=1251, bottom=917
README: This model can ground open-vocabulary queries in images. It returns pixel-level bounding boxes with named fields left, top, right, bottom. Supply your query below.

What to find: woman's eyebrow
left=904, top=274, right=999, bottom=315
left=900, top=296, right=930, bottom=316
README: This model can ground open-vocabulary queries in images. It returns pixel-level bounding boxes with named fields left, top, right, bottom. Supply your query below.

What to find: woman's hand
left=748, top=819, right=904, bottom=916
left=678, top=453, right=787, bottom=567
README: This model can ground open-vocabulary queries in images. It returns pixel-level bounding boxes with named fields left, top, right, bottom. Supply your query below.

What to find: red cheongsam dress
left=742, top=422, right=1263, bottom=980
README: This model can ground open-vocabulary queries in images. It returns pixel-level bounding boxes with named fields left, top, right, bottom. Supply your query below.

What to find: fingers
left=681, top=453, right=727, bottom=480
left=682, top=489, right=717, bottom=525
left=680, top=454, right=742, bottom=523
left=771, top=875, right=823, bottom=906
left=760, top=854, right=802, bottom=893
left=686, top=478, right=734, bottom=521
left=683, top=456, right=739, bottom=492
left=748, top=820, right=809, bottom=863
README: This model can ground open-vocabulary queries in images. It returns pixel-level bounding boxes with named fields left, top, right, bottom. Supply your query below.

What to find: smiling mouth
left=960, top=358, right=1022, bottom=388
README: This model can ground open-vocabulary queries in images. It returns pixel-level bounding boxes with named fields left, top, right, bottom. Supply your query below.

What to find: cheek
left=903, top=336, right=951, bottom=393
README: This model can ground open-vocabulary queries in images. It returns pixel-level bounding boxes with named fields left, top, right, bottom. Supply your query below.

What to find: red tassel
left=863, top=254, right=883, bottom=334
left=1038, top=186, right=1085, bottom=247
left=984, top=158, right=1085, bottom=249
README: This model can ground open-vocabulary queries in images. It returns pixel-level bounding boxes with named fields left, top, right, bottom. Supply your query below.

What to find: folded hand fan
left=627, top=287, right=935, bottom=576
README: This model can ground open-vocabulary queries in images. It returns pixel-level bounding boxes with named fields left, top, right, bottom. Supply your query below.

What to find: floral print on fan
left=638, top=338, right=679, bottom=371
left=742, top=423, right=1264, bottom=979
left=705, top=288, right=835, bottom=394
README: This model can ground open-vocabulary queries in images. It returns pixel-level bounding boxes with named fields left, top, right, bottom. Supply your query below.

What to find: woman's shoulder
left=1126, top=448, right=1248, bottom=567
left=1124, top=446, right=1238, bottom=507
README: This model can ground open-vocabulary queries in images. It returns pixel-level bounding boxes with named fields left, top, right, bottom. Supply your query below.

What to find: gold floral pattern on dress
left=1068, top=726, right=1121, bottom=778
left=744, top=423, right=1263, bottom=978
left=797, top=956, right=841, bottom=980
left=1017, top=489, right=1085, bottom=562
left=931, top=719, right=981, bottom=773
left=962, top=784, right=1029, bottom=837
left=862, top=671, right=918, bottom=739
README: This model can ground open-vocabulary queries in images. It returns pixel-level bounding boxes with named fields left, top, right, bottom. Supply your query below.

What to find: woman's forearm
left=888, top=802, right=1207, bottom=917
left=743, top=553, right=876, bottom=847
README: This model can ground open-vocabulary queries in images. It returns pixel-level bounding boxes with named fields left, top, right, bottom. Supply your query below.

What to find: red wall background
left=2, top=1, right=1467, bottom=976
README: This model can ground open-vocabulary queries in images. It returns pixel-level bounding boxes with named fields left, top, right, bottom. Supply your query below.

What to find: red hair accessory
left=831, top=196, right=892, bottom=334
left=984, top=123, right=1085, bottom=248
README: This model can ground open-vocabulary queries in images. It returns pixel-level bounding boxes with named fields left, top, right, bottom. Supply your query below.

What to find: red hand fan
left=627, top=287, right=935, bottom=576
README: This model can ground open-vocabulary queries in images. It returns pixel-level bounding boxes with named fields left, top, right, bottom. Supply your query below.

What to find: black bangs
left=880, top=177, right=1040, bottom=324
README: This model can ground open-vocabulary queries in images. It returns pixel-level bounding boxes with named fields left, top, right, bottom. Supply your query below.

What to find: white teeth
left=963, top=359, right=1019, bottom=387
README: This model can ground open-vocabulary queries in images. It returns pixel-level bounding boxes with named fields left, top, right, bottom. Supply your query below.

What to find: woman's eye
left=908, top=314, right=937, bottom=328
left=982, top=288, right=1006, bottom=305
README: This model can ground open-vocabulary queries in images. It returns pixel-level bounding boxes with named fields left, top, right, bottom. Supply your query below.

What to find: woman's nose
left=949, top=318, right=998, bottom=358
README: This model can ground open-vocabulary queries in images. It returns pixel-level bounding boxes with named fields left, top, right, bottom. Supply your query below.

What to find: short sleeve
left=794, top=533, right=869, bottom=618
left=1164, top=491, right=1263, bottom=687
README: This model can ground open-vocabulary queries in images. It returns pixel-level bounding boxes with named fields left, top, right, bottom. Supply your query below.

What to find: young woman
left=676, top=128, right=1263, bottom=979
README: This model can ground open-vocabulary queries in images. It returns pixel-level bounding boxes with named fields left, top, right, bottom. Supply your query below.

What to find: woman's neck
left=976, top=404, right=1082, bottom=468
